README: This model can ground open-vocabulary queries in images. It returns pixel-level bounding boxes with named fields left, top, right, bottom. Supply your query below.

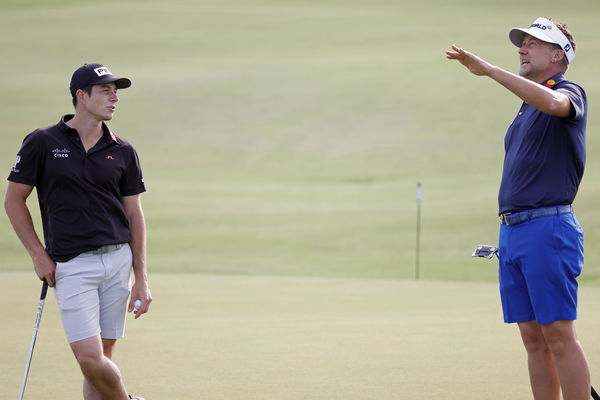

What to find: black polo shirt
left=8, top=115, right=146, bottom=262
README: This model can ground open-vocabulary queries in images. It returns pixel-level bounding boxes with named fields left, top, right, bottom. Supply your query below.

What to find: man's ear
left=552, top=48, right=566, bottom=64
left=76, top=88, right=88, bottom=105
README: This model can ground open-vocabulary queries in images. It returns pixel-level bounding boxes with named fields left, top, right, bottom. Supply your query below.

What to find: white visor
left=509, top=17, right=575, bottom=64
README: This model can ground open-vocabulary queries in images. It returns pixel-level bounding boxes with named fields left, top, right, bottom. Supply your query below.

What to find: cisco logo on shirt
left=52, top=148, right=71, bottom=158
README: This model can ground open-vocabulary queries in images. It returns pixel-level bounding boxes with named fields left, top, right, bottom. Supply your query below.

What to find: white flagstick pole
left=415, top=182, right=422, bottom=280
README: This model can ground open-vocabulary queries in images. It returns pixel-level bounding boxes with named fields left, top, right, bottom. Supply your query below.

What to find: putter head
left=472, top=245, right=499, bottom=259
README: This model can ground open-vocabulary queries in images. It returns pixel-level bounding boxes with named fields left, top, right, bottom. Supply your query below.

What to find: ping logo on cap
left=94, top=67, right=112, bottom=77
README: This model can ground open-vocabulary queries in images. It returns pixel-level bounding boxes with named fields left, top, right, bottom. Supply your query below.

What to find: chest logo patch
left=105, top=155, right=115, bottom=160
left=52, top=148, right=70, bottom=158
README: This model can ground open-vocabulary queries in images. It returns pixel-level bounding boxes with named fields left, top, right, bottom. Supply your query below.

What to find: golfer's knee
left=544, top=333, right=575, bottom=357
left=542, top=321, right=578, bottom=357
left=74, top=350, right=104, bottom=373
left=520, top=328, right=548, bottom=354
left=102, top=338, right=117, bottom=359
left=71, top=339, right=105, bottom=373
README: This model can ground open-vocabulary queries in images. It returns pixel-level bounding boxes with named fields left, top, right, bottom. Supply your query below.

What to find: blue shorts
left=498, top=212, right=584, bottom=325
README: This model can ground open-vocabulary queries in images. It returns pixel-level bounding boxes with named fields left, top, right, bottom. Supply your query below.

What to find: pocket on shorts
left=571, top=214, right=584, bottom=233
left=557, top=214, right=584, bottom=278
left=55, top=261, right=64, bottom=281
left=54, top=256, right=82, bottom=281
left=55, top=259, right=74, bottom=283
left=54, top=260, right=82, bottom=311
left=561, top=213, right=584, bottom=240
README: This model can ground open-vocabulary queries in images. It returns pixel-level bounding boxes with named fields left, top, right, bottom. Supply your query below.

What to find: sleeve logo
left=11, top=155, right=21, bottom=173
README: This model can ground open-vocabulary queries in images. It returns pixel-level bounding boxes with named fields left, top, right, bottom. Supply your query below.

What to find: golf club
left=593, top=385, right=600, bottom=400
left=471, top=244, right=498, bottom=259
left=19, top=280, right=48, bottom=400
left=471, top=245, right=600, bottom=399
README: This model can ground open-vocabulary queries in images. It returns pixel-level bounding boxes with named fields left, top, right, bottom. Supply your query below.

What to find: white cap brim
left=508, top=17, right=575, bottom=63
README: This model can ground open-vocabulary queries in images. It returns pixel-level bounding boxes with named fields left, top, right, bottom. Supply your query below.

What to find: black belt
left=500, top=205, right=573, bottom=226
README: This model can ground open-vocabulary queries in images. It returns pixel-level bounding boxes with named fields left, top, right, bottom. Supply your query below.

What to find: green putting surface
left=2, top=272, right=600, bottom=399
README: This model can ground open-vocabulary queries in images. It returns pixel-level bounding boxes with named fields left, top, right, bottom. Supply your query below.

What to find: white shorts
left=54, top=244, right=132, bottom=343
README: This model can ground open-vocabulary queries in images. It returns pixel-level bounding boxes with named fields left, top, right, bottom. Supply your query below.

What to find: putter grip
left=40, top=280, right=49, bottom=300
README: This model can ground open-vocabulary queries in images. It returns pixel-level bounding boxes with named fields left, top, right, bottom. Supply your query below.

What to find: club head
left=472, top=245, right=499, bottom=259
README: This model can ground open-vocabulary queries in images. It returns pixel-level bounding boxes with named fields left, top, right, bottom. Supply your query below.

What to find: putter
left=471, top=244, right=499, bottom=259
left=19, top=280, right=48, bottom=400
left=472, top=245, right=600, bottom=399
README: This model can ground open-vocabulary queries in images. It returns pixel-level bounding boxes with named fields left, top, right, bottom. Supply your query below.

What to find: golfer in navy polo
left=5, top=64, right=151, bottom=400
left=447, top=18, right=590, bottom=400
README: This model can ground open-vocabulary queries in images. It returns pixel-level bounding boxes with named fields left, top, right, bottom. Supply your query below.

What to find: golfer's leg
left=542, top=320, right=590, bottom=400
left=71, top=336, right=129, bottom=400
left=82, top=339, right=120, bottom=400
left=518, top=321, right=560, bottom=400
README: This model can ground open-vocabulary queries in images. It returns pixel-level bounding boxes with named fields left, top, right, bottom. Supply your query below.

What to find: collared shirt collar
left=540, top=73, right=565, bottom=88
left=58, top=114, right=120, bottom=145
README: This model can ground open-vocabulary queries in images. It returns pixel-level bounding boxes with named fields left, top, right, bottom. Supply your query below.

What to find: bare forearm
left=128, top=208, right=147, bottom=282
left=122, top=194, right=152, bottom=318
left=5, top=197, right=46, bottom=260
left=446, top=45, right=572, bottom=117
left=488, top=65, right=571, bottom=117
left=5, top=190, right=56, bottom=285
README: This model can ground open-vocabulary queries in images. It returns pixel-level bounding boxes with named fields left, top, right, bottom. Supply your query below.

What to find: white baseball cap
left=509, top=17, right=575, bottom=64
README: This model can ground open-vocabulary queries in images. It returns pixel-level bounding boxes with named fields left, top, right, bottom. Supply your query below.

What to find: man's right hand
left=446, top=45, right=494, bottom=77
left=33, top=251, right=56, bottom=287
left=5, top=181, right=57, bottom=287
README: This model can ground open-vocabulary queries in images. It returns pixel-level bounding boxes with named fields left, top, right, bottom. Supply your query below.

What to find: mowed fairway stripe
left=1, top=272, right=599, bottom=399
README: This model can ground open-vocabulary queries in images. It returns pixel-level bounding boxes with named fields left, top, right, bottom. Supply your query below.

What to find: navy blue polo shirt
left=7, top=115, right=146, bottom=262
left=498, top=73, right=587, bottom=214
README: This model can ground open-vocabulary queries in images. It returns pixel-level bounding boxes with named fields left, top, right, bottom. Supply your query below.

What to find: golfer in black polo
left=5, top=63, right=151, bottom=400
